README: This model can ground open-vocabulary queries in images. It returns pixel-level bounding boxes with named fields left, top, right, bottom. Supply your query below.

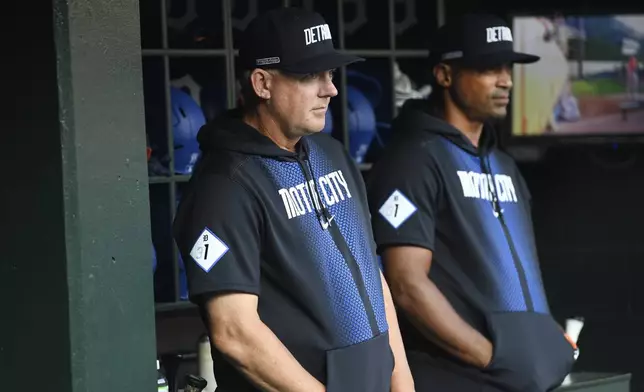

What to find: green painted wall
left=3, top=0, right=157, bottom=390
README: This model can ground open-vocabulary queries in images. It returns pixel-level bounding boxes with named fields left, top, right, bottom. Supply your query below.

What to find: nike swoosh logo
left=321, top=215, right=335, bottom=230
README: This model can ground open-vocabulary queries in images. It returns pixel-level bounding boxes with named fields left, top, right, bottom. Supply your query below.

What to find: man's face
left=447, top=63, right=513, bottom=122
left=267, top=70, right=338, bottom=136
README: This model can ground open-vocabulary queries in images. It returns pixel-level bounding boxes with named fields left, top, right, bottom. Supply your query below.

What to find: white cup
left=565, top=318, right=585, bottom=344
left=565, top=317, right=584, bottom=361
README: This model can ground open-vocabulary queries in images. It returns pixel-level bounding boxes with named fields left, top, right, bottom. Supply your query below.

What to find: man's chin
left=489, top=109, right=508, bottom=120
left=303, top=122, right=327, bottom=135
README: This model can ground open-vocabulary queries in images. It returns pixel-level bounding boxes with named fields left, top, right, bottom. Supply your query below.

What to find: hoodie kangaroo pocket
left=485, top=312, right=575, bottom=392
left=326, top=332, right=394, bottom=392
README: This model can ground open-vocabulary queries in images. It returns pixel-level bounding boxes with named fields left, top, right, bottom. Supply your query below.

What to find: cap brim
left=502, top=51, right=540, bottom=64
left=278, top=51, right=365, bottom=74
left=460, top=51, right=541, bottom=68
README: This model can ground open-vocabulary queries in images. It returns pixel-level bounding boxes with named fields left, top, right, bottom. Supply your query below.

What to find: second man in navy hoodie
left=367, top=14, right=575, bottom=392
left=173, top=7, right=414, bottom=392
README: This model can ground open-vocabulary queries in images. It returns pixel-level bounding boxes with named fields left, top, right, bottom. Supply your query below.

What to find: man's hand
left=383, top=246, right=494, bottom=370
left=475, top=336, right=493, bottom=369
left=381, top=272, right=416, bottom=391
left=205, top=292, right=325, bottom=392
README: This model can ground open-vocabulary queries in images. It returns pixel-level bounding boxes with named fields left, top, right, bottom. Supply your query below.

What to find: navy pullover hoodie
left=173, top=109, right=393, bottom=392
left=367, top=100, right=574, bottom=392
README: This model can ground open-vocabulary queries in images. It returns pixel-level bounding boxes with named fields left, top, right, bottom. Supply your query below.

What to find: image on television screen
left=512, top=15, right=644, bottom=137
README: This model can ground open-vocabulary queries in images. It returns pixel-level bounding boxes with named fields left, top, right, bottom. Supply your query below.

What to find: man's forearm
left=393, top=276, right=492, bottom=368
left=381, top=273, right=415, bottom=392
left=216, top=319, right=325, bottom=392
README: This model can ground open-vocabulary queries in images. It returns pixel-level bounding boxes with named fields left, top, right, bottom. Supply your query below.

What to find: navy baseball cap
left=239, top=7, right=364, bottom=74
left=428, top=13, right=540, bottom=69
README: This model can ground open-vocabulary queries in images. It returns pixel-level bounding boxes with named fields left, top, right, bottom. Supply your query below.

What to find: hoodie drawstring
left=479, top=154, right=504, bottom=219
left=294, top=151, right=334, bottom=230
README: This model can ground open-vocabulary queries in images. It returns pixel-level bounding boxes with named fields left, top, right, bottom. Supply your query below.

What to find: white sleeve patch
left=190, top=228, right=229, bottom=272
left=378, top=189, right=417, bottom=229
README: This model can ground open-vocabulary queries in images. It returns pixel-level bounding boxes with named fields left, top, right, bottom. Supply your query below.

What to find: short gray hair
left=237, top=70, right=261, bottom=112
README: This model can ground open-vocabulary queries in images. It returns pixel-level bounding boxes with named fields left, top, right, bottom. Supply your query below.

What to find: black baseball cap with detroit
left=239, top=7, right=364, bottom=74
left=428, top=13, right=540, bottom=69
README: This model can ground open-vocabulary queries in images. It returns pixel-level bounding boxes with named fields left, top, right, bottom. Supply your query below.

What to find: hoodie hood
left=393, top=99, right=497, bottom=156
left=196, top=108, right=336, bottom=229
left=196, top=109, right=299, bottom=159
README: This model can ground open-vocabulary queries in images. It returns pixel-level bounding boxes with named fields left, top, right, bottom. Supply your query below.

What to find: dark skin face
left=435, top=62, right=513, bottom=122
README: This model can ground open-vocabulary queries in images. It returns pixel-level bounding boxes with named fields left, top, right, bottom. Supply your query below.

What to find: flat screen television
left=510, top=14, right=644, bottom=142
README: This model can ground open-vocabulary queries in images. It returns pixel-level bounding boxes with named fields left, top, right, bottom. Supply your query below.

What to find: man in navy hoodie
left=173, top=7, right=414, bottom=392
left=367, top=14, right=575, bottom=392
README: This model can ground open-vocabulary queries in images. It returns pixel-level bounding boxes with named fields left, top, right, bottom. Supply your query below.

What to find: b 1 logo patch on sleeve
left=378, top=189, right=417, bottom=229
left=190, top=228, right=229, bottom=272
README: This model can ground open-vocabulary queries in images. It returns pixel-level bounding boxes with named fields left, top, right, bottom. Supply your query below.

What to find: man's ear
left=433, top=63, right=453, bottom=88
left=250, top=69, right=273, bottom=100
